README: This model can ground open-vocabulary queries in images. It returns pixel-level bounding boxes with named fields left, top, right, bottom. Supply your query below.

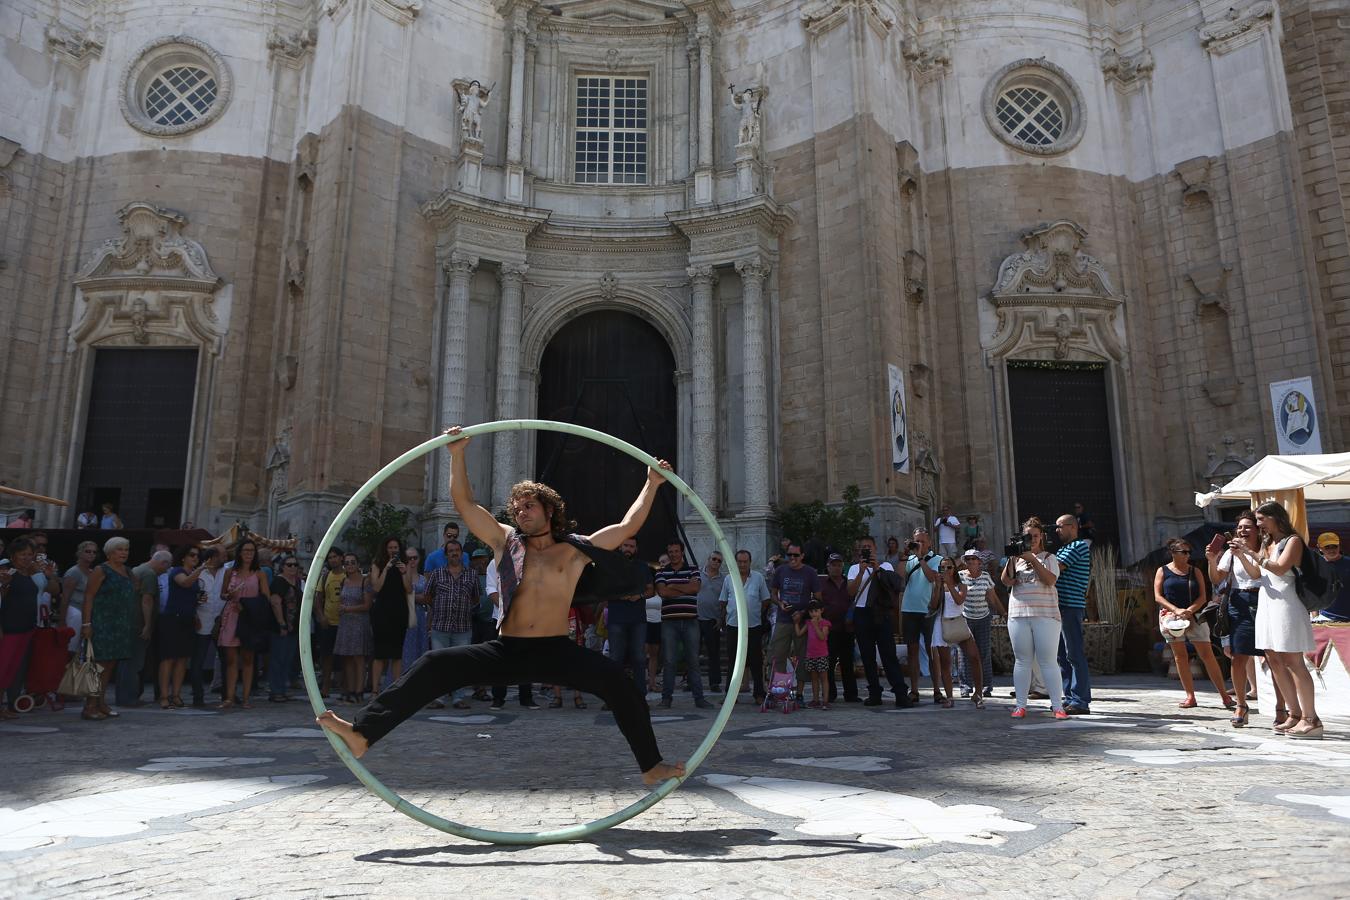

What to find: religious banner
left=1269, top=376, right=1322, bottom=455
left=889, top=363, right=910, bottom=474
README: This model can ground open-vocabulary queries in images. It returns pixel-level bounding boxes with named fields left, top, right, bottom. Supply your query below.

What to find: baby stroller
left=760, top=658, right=799, bottom=714
left=11, top=626, right=74, bottom=713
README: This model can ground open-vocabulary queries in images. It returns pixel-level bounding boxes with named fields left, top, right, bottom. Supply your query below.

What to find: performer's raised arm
left=444, top=426, right=511, bottom=555
left=588, top=459, right=671, bottom=550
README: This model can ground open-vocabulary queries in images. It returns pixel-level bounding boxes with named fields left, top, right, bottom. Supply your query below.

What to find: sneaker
left=694, top=699, right=714, bottom=709
left=959, top=687, right=972, bottom=698
left=1010, top=707, right=1027, bottom=719
left=522, top=702, right=542, bottom=710
left=895, top=696, right=913, bottom=709
left=983, top=686, right=993, bottom=697
left=489, top=703, right=504, bottom=711
left=863, top=697, right=883, bottom=707
left=1054, top=709, right=1070, bottom=720
left=658, top=698, right=673, bottom=709
left=1063, top=705, right=1091, bottom=716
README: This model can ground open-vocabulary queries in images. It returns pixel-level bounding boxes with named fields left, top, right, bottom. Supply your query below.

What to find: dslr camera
left=1005, top=532, right=1034, bottom=557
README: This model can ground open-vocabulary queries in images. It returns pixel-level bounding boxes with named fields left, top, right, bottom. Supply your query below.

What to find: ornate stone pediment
left=801, top=0, right=894, bottom=37
left=550, top=0, right=681, bottom=24
left=76, top=202, right=220, bottom=292
left=986, top=221, right=1125, bottom=365
left=1101, top=48, right=1153, bottom=88
left=1199, top=1, right=1275, bottom=55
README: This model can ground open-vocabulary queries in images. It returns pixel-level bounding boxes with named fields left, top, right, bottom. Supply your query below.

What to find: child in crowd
left=797, top=600, right=832, bottom=709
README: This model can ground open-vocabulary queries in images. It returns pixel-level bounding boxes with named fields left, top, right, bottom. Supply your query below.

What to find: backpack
left=1292, top=538, right=1342, bottom=612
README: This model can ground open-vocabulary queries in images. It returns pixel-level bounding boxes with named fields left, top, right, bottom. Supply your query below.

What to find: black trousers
left=725, top=624, right=765, bottom=699
left=826, top=624, right=858, bottom=701
left=853, top=607, right=907, bottom=701
left=354, top=636, right=662, bottom=771
left=699, top=619, right=722, bottom=690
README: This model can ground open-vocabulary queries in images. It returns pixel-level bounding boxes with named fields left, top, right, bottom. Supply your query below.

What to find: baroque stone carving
left=903, top=250, right=926, bottom=305
left=77, top=202, right=220, bottom=289
left=285, top=241, right=308, bottom=296
left=986, top=221, right=1125, bottom=364
left=296, top=133, right=319, bottom=187
left=1200, top=2, right=1275, bottom=55
left=267, top=27, right=316, bottom=65
left=1175, top=156, right=1215, bottom=205
left=730, top=86, right=764, bottom=150
left=46, top=23, right=104, bottom=64
left=1101, top=48, right=1154, bottom=87
left=599, top=271, right=619, bottom=300
left=903, top=39, right=950, bottom=79
left=1186, top=263, right=1233, bottom=315
left=454, top=79, right=492, bottom=145
left=801, top=0, right=893, bottom=36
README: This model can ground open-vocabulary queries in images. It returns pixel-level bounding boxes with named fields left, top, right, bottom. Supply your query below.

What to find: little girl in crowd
left=797, top=600, right=832, bottom=709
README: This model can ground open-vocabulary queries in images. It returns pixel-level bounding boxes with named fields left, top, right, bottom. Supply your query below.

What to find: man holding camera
left=848, top=538, right=910, bottom=707
left=900, top=530, right=941, bottom=703
left=1054, top=514, right=1093, bottom=715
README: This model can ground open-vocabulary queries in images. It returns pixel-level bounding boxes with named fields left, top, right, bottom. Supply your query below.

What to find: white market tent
left=1195, top=452, right=1350, bottom=539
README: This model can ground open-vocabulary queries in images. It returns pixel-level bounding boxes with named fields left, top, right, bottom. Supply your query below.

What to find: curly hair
left=507, top=480, right=576, bottom=540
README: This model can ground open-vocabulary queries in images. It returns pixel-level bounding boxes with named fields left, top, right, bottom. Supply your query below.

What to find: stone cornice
left=667, top=195, right=794, bottom=240
left=1101, top=47, right=1154, bottom=88
left=1199, top=1, right=1275, bottom=55
left=46, top=23, right=104, bottom=65
left=530, top=221, right=687, bottom=253
left=420, top=190, right=551, bottom=234
left=801, top=0, right=895, bottom=38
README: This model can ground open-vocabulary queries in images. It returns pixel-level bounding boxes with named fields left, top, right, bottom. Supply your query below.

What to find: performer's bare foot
left=641, top=760, right=686, bottom=785
left=316, top=710, right=369, bottom=758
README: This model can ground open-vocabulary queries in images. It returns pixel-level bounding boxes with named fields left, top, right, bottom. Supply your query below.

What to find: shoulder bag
left=58, top=638, right=104, bottom=699
left=937, top=580, right=973, bottom=643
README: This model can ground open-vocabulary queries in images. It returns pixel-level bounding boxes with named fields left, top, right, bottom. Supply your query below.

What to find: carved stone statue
left=730, top=86, right=763, bottom=148
left=454, top=80, right=491, bottom=144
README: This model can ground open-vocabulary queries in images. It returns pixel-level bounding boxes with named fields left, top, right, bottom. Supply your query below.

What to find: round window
left=982, top=60, right=1085, bottom=156
left=121, top=36, right=232, bottom=136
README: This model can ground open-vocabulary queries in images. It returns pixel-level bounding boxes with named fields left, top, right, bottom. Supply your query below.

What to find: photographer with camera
left=999, top=517, right=1067, bottom=719
left=900, top=530, right=941, bottom=704
left=848, top=537, right=909, bottom=707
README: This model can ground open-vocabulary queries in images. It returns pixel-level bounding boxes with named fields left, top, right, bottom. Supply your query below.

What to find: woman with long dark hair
left=1154, top=537, right=1233, bottom=711
left=1226, top=501, right=1320, bottom=738
left=368, top=536, right=412, bottom=693
left=1206, top=510, right=1283, bottom=727
left=219, top=540, right=271, bottom=709
left=267, top=554, right=303, bottom=702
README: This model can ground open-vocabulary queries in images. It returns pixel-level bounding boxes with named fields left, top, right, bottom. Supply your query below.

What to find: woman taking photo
left=1225, top=501, right=1320, bottom=738
left=79, top=536, right=138, bottom=720
left=333, top=553, right=374, bottom=702
left=1206, top=511, right=1283, bottom=727
left=368, top=537, right=413, bottom=693
left=1000, top=517, right=1066, bottom=719
left=157, top=546, right=208, bottom=708
left=928, top=557, right=985, bottom=708
left=218, top=540, right=271, bottom=709
left=1154, top=537, right=1233, bottom=711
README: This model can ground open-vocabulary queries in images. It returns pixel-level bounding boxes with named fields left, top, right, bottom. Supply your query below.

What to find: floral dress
left=90, top=564, right=137, bottom=660
left=334, top=579, right=374, bottom=657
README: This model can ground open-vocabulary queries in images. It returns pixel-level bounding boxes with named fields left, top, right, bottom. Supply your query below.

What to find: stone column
left=694, top=17, right=714, bottom=204
left=688, top=265, right=718, bottom=507
left=492, top=262, right=528, bottom=504
left=433, top=253, right=477, bottom=509
left=505, top=6, right=529, bottom=201
left=736, top=257, right=771, bottom=514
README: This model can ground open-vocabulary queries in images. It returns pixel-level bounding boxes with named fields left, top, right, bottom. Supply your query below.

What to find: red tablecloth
left=1310, top=624, right=1350, bottom=675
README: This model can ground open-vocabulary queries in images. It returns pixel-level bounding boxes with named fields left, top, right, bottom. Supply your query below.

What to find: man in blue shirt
left=1316, top=533, right=1350, bottom=622
left=1054, top=514, right=1093, bottom=714
left=720, top=549, right=771, bottom=702
left=424, top=522, right=471, bottom=571
left=900, top=530, right=940, bottom=702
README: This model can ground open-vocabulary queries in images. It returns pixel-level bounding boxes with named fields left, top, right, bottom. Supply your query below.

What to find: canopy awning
left=1195, top=453, right=1350, bottom=508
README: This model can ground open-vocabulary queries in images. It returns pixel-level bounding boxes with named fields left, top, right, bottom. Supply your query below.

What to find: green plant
left=773, top=484, right=874, bottom=556
left=343, top=496, right=416, bottom=562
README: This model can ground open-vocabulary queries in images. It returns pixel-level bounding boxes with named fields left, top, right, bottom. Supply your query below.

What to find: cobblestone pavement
left=1, top=675, right=1347, bottom=898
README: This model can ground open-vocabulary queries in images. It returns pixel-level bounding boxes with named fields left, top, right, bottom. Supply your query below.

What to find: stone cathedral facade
left=2, top=0, right=1347, bottom=563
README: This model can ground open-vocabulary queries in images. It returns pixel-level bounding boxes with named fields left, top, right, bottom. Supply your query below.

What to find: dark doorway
left=1006, top=361, right=1119, bottom=545
left=536, top=311, right=678, bottom=560
left=76, top=348, right=199, bottom=529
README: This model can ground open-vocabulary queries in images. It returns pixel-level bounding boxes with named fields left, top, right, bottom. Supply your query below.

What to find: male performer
left=318, top=427, right=685, bottom=784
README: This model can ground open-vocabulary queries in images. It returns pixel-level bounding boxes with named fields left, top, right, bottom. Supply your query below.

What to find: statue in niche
left=729, top=85, right=764, bottom=148
left=454, top=80, right=492, bottom=144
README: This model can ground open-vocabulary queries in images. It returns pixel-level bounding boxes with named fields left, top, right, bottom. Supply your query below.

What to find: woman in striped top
left=959, top=550, right=1005, bottom=700
left=929, top=557, right=987, bottom=708
left=1000, top=517, right=1066, bottom=719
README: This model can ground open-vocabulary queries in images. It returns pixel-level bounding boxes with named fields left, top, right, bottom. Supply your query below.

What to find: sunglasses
left=787, top=553, right=802, bottom=558
left=284, top=561, right=299, bottom=568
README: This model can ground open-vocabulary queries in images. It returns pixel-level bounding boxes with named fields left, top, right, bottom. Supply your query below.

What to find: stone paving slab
left=0, top=675, right=1346, bottom=898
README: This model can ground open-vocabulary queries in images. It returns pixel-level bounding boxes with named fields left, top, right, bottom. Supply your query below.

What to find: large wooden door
left=536, top=311, right=677, bottom=560
left=1007, top=361, right=1119, bottom=545
left=76, top=348, right=199, bottom=529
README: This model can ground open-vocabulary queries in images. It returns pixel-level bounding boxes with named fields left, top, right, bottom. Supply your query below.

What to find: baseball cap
left=1317, top=533, right=1340, bottom=549
left=470, top=548, right=491, bottom=559
left=827, top=553, right=843, bottom=562
left=962, top=549, right=980, bottom=558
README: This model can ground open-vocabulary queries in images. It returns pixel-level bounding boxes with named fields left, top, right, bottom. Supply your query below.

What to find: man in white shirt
left=848, top=536, right=911, bottom=707
left=719, top=549, right=771, bottom=702
left=934, top=507, right=960, bottom=557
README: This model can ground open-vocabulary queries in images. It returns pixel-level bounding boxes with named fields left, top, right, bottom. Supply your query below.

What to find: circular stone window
left=982, top=59, right=1085, bottom=156
left=120, top=36, right=232, bottom=136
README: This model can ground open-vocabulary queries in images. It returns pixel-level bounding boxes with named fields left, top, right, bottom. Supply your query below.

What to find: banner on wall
left=889, top=364, right=910, bottom=474
left=1269, top=376, right=1322, bottom=455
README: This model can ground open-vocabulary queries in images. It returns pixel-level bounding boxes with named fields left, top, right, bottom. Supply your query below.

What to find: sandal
left=1177, top=697, right=1198, bottom=709
left=216, top=700, right=234, bottom=710
left=941, top=698, right=954, bottom=709
left=1221, top=694, right=1237, bottom=710
left=170, top=695, right=185, bottom=709
left=574, top=696, right=587, bottom=709
left=974, top=696, right=986, bottom=710
left=1230, top=705, right=1249, bottom=728
left=1288, top=718, right=1324, bottom=740
left=159, top=698, right=171, bottom=709
left=81, top=709, right=108, bottom=721
left=1274, top=710, right=1301, bottom=734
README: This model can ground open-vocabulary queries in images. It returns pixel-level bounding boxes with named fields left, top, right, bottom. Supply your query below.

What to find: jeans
left=355, top=636, right=661, bottom=771
left=961, top=615, right=993, bottom=692
left=269, top=633, right=297, bottom=696
left=699, top=618, right=722, bottom=690
left=661, top=618, right=704, bottom=702
left=1057, top=605, right=1092, bottom=709
left=826, top=621, right=858, bottom=701
left=606, top=621, right=649, bottom=696
left=853, top=606, right=906, bottom=702
left=115, top=636, right=148, bottom=705
left=726, top=623, right=764, bottom=699
left=189, top=634, right=216, bottom=705
left=430, top=630, right=473, bottom=701
left=402, top=604, right=430, bottom=672
left=1009, top=615, right=1064, bottom=709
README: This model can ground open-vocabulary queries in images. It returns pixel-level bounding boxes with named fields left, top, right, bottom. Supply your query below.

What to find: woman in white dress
left=1226, top=501, right=1320, bottom=739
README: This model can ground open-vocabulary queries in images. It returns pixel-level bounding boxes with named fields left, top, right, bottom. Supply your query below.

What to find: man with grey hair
left=120, top=549, right=171, bottom=706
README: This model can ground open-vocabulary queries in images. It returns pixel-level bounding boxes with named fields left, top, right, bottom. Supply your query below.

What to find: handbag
left=58, top=639, right=104, bottom=698
left=941, top=614, right=973, bottom=643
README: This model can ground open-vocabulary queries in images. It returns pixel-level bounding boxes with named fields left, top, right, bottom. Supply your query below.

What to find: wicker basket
left=990, top=620, right=1120, bottom=675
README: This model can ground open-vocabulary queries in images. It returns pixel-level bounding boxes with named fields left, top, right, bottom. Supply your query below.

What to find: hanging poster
left=1269, top=376, right=1322, bottom=455
left=889, top=364, right=910, bottom=474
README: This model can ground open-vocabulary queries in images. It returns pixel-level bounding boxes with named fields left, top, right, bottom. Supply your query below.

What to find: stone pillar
left=505, top=6, right=529, bottom=202
left=432, top=253, right=477, bottom=509
left=492, top=262, right=528, bottom=504
left=688, top=265, right=718, bottom=508
left=694, top=18, right=714, bottom=205
left=736, top=257, right=771, bottom=514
